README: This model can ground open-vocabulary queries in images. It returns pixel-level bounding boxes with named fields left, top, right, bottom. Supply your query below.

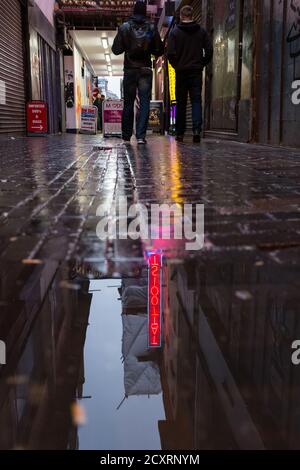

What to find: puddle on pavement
left=1, top=252, right=300, bottom=450
left=77, top=280, right=164, bottom=451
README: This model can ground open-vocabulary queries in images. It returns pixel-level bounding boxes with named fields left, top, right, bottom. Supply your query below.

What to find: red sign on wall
left=148, top=253, right=163, bottom=348
left=27, top=101, right=48, bottom=135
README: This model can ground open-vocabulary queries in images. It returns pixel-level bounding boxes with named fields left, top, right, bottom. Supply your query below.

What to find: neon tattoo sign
left=148, top=253, right=163, bottom=348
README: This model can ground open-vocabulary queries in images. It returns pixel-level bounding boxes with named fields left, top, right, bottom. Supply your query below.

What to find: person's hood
left=177, top=21, right=201, bottom=34
left=129, top=14, right=147, bottom=25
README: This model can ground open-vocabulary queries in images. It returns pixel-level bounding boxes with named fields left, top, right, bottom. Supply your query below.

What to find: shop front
left=202, top=0, right=254, bottom=141
left=209, top=0, right=242, bottom=134
left=64, top=41, right=94, bottom=133
left=28, top=0, right=61, bottom=134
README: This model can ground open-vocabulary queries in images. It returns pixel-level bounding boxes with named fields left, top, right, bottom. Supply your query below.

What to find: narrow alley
left=1, top=0, right=300, bottom=460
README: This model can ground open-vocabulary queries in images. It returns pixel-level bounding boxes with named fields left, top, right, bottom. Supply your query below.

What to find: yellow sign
left=168, top=62, right=176, bottom=103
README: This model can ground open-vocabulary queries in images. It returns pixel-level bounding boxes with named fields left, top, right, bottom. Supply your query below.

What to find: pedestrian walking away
left=167, top=5, right=213, bottom=143
left=112, top=1, right=164, bottom=145
left=93, top=93, right=105, bottom=132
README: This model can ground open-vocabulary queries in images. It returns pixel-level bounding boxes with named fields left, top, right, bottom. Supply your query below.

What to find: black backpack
left=127, top=20, right=154, bottom=60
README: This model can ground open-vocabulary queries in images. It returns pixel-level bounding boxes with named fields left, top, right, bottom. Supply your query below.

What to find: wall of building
left=202, top=0, right=300, bottom=147
left=256, top=0, right=300, bottom=147
left=28, top=0, right=56, bottom=49
left=34, top=0, right=55, bottom=26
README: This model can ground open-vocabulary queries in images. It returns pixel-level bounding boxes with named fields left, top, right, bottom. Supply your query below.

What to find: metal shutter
left=186, top=0, right=202, bottom=133
left=0, top=0, right=26, bottom=134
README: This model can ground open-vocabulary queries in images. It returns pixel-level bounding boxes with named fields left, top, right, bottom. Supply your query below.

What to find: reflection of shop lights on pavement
left=148, top=252, right=163, bottom=348
left=101, top=37, right=109, bottom=49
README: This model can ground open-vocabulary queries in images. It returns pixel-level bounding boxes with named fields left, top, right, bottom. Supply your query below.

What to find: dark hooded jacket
left=167, top=21, right=213, bottom=73
left=112, top=15, right=164, bottom=70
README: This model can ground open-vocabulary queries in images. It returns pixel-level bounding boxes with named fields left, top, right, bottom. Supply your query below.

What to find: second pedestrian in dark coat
left=167, top=5, right=213, bottom=143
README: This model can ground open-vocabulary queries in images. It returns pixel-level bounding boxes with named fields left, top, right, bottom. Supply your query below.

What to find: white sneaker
left=137, top=138, right=147, bottom=145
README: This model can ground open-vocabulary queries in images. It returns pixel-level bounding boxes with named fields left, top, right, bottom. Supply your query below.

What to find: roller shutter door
left=0, top=0, right=26, bottom=134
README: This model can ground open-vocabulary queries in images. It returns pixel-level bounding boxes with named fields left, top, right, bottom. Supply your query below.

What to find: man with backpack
left=167, top=5, right=213, bottom=143
left=112, top=1, right=164, bottom=145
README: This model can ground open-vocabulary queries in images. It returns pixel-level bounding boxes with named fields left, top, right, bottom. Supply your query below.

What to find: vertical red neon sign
left=148, top=253, right=162, bottom=348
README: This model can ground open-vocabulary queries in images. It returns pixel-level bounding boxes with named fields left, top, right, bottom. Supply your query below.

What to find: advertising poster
left=64, top=55, right=75, bottom=130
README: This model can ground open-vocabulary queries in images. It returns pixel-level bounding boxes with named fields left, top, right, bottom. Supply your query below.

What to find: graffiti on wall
left=287, top=1, right=300, bottom=80
left=64, top=56, right=76, bottom=129
left=65, top=69, right=74, bottom=108
left=288, top=0, right=300, bottom=102
left=280, top=0, right=300, bottom=79
left=225, top=0, right=237, bottom=32
left=279, top=0, right=300, bottom=103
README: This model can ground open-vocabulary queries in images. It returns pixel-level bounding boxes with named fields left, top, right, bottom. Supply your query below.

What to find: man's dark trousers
left=122, top=68, right=153, bottom=140
left=176, top=72, right=203, bottom=136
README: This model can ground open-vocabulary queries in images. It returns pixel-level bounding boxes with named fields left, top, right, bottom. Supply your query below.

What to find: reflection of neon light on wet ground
left=148, top=252, right=163, bottom=348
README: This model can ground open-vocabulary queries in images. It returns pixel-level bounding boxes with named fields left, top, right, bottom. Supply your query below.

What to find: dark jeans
left=122, top=68, right=153, bottom=140
left=176, top=71, right=203, bottom=136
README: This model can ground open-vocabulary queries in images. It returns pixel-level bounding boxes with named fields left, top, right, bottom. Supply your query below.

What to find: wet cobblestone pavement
left=1, top=134, right=300, bottom=449
left=1, top=134, right=300, bottom=265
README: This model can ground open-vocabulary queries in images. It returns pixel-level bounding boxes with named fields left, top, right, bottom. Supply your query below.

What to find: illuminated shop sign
left=60, top=0, right=99, bottom=8
left=59, top=0, right=135, bottom=10
left=148, top=253, right=163, bottom=348
left=168, top=62, right=176, bottom=103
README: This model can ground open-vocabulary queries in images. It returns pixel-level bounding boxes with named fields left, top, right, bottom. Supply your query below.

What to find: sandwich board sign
left=80, top=105, right=98, bottom=134
left=103, top=99, right=123, bottom=137
left=27, top=101, right=48, bottom=136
